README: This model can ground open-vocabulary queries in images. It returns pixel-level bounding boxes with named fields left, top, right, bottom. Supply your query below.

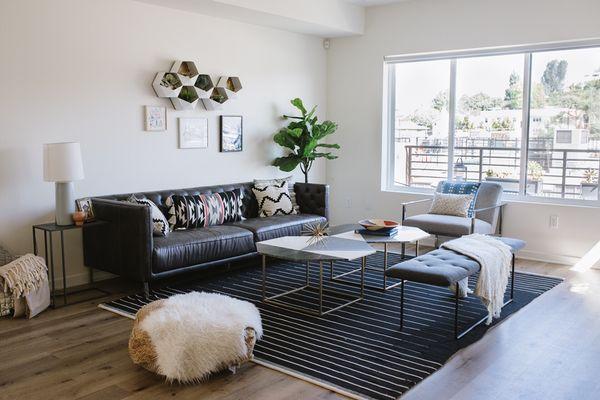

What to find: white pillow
left=428, top=192, right=474, bottom=218
left=254, top=176, right=300, bottom=214
left=128, top=195, right=170, bottom=237
left=252, top=181, right=295, bottom=217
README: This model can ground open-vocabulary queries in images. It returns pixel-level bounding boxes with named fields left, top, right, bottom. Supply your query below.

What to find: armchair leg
left=454, top=282, right=460, bottom=339
left=434, top=235, right=439, bottom=248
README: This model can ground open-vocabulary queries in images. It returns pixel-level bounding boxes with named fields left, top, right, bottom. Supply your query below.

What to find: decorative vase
left=73, top=211, right=86, bottom=226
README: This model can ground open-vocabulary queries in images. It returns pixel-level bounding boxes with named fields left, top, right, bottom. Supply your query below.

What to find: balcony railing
left=401, top=144, right=600, bottom=200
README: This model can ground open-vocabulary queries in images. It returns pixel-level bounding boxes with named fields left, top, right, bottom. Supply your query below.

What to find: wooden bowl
left=358, top=219, right=399, bottom=231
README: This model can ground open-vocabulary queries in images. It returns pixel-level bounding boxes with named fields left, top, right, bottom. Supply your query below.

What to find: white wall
left=0, top=0, right=327, bottom=287
left=327, top=0, right=600, bottom=264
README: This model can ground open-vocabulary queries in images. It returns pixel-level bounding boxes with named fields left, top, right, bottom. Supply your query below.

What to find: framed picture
left=220, top=115, right=243, bottom=152
left=76, top=198, right=95, bottom=222
left=144, top=106, right=167, bottom=131
left=179, top=118, right=208, bottom=149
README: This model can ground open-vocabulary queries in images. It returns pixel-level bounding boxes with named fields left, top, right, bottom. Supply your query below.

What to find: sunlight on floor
left=570, top=240, right=600, bottom=273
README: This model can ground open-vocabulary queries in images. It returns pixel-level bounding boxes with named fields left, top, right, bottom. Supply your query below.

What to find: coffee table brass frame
left=262, top=255, right=367, bottom=317
left=330, top=240, right=421, bottom=292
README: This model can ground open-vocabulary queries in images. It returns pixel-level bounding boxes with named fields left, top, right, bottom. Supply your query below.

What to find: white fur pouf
left=128, top=291, right=263, bottom=382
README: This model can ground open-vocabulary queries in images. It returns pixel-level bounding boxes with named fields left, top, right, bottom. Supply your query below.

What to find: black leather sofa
left=83, top=182, right=328, bottom=295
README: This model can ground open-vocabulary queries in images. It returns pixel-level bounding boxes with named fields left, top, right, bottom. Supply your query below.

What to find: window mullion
left=447, top=59, right=457, bottom=181
left=386, top=65, right=396, bottom=189
left=519, top=53, right=532, bottom=196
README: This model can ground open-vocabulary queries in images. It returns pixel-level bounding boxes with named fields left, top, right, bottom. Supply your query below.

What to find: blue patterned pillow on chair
left=439, top=181, right=480, bottom=217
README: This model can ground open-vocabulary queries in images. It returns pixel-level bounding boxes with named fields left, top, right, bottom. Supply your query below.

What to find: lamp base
left=55, top=182, right=75, bottom=226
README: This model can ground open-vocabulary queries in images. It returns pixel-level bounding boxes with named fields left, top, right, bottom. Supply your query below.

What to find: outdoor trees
left=503, top=71, right=522, bottom=110
left=542, top=59, right=568, bottom=95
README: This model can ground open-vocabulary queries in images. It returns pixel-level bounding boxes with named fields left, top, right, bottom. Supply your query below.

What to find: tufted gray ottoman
left=386, top=237, right=525, bottom=339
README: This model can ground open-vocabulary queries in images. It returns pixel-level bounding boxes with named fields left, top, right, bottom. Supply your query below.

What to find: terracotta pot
left=72, top=211, right=86, bottom=226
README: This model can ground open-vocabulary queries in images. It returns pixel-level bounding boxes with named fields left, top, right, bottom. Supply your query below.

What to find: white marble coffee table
left=256, top=235, right=376, bottom=316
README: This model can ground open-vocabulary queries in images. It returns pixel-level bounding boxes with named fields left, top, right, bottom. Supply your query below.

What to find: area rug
left=99, top=252, right=563, bottom=400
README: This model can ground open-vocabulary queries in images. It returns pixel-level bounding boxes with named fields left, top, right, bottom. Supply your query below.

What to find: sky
left=394, top=47, right=600, bottom=114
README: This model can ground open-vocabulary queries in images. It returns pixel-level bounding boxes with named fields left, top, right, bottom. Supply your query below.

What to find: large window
left=385, top=42, right=600, bottom=204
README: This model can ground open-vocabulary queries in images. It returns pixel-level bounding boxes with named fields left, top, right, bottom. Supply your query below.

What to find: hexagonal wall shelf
left=193, top=74, right=214, bottom=99
left=216, top=76, right=242, bottom=99
left=171, top=60, right=199, bottom=86
left=153, top=61, right=241, bottom=110
left=152, top=72, right=183, bottom=98
left=201, top=87, right=228, bottom=110
left=170, top=86, right=199, bottom=110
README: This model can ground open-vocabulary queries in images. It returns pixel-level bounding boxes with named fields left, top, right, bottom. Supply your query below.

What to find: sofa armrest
left=293, top=183, right=329, bottom=220
left=83, top=198, right=153, bottom=283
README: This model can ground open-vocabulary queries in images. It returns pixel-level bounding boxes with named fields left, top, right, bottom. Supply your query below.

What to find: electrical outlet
left=549, top=215, right=559, bottom=229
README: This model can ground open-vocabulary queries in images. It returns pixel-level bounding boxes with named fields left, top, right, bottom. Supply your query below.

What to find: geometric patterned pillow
left=439, top=181, right=480, bottom=217
left=252, top=181, right=295, bottom=217
left=127, top=195, right=170, bottom=237
left=428, top=192, right=474, bottom=218
left=254, top=176, right=300, bottom=214
left=166, top=189, right=243, bottom=231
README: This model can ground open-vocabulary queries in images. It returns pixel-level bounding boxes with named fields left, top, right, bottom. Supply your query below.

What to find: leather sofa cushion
left=403, top=214, right=492, bottom=236
left=232, top=214, right=327, bottom=242
left=152, top=225, right=255, bottom=273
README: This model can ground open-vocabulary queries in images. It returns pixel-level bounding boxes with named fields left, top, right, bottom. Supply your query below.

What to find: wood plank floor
left=1, top=255, right=598, bottom=400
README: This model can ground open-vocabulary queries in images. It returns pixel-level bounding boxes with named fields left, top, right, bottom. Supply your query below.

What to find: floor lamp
left=43, top=142, right=85, bottom=226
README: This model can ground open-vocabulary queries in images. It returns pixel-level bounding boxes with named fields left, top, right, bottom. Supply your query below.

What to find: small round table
left=329, top=224, right=430, bottom=291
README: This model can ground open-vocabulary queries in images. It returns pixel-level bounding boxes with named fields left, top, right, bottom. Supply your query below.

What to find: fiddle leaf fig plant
left=272, top=98, right=340, bottom=183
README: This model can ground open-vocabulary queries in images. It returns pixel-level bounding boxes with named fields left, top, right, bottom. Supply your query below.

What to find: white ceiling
left=342, top=0, right=407, bottom=6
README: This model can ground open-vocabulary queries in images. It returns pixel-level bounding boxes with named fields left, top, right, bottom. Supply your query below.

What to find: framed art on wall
left=179, top=117, right=208, bottom=149
left=220, top=115, right=243, bottom=152
left=144, top=106, right=167, bottom=131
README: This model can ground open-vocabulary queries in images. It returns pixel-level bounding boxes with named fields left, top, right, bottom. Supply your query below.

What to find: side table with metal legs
left=33, top=222, right=110, bottom=308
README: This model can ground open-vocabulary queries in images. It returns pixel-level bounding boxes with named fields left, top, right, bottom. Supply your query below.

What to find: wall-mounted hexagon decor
left=171, top=60, right=199, bottom=85
left=171, top=86, right=199, bottom=110
left=193, top=74, right=214, bottom=99
left=153, top=61, right=240, bottom=110
left=152, top=72, right=183, bottom=98
left=216, top=76, right=242, bottom=99
left=201, top=87, right=228, bottom=110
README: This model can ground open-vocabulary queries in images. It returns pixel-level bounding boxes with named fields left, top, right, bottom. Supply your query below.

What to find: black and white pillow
left=165, top=189, right=243, bottom=231
left=254, top=176, right=300, bottom=214
left=128, top=195, right=169, bottom=237
left=252, top=181, right=295, bottom=217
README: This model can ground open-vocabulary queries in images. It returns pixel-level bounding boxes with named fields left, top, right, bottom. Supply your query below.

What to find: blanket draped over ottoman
left=128, top=291, right=263, bottom=383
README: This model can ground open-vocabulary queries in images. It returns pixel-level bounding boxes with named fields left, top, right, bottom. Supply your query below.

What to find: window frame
left=383, top=39, right=600, bottom=207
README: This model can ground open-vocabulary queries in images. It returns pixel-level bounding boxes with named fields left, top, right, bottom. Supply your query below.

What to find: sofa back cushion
left=95, top=182, right=259, bottom=220
left=166, top=189, right=243, bottom=230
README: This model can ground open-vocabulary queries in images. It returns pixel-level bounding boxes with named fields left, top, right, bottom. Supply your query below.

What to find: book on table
left=355, top=227, right=398, bottom=237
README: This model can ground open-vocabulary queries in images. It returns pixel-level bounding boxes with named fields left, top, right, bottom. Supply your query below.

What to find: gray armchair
left=401, top=181, right=505, bottom=245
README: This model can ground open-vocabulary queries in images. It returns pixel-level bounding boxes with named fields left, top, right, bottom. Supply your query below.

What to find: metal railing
left=401, top=144, right=600, bottom=200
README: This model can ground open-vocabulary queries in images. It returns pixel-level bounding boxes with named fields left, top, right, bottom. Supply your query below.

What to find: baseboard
left=516, top=250, right=579, bottom=266
left=52, top=270, right=116, bottom=289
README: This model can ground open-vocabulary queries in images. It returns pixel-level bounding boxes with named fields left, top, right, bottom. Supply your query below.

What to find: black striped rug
left=100, top=252, right=562, bottom=400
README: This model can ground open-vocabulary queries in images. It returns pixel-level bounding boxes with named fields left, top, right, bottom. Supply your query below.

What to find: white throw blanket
left=0, top=254, right=50, bottom=318
left=441, top=234, right=512, bottom=324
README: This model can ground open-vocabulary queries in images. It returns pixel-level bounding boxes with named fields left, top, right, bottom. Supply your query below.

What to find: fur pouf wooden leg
left=128, top=292, right=262, bottom=383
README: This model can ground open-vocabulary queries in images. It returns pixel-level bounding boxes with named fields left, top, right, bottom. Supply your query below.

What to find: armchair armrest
left=401, top=198, right=433, bottom=221
left=83, top=198, right=153, bottom=283
left=470, top=202, right=507, bottom=235
left=293, top=183, right=329, bottom=220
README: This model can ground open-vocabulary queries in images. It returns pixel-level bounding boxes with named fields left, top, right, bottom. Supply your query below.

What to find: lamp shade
left=43, top=142, right=84, bottom=182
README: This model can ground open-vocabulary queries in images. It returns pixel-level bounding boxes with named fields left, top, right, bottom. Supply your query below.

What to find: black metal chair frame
left=399, top=253, right=515, bottom=339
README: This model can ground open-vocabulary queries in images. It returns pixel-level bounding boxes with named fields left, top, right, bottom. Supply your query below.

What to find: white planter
left=216, top=76, right=242, bottom=99
left=171, top=60, right=199, bottom=86
left=152, top=72, right=182, bottom=98
left=170, top=86, right=199, bottom=110
left=193, top=74, right=214, bottom=99
left=201, top=87, right=228, bottom=110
